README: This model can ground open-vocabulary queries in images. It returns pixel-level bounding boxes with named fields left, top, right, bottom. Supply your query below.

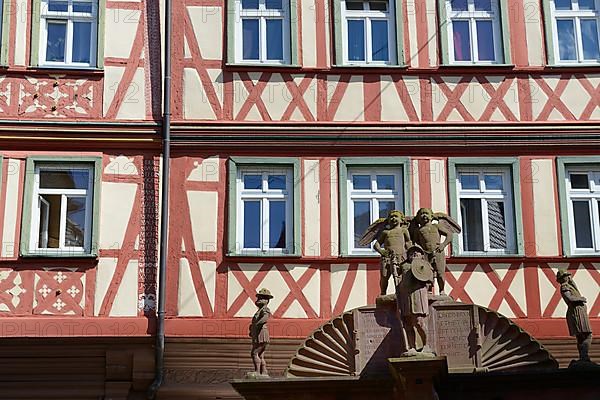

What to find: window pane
left=65, top=197, right=87, bottom=247
left=573, top=201, right=593, bottom=248
left=39, top=195, right=61, bottom=248
left=269, top=201, right=286, bottom=248
left=268, top=174, right=286, bottom=190
left=461, top=198, right=484, bottom=251
left=450, top=0, right=468, bottom=11
left=242, top=19, right=259, bottom=60
left=241, top=0, right=259, bottom=9
left=460, top=174, right=479, bottom=190
left=570, top=173, right=590, bottom=189
left=46, top=22, right=66, bottom=62
left=581, top=19, right=600, bottom=60
left=73, top=2, right=93, bottom=12
left=474, top=0, right=492, bottom=11
left=243, top=201, right=261, bottom=248
left=266, top=19, right=284, bottom=60
left=244, top=175, right=262, bottom=189
left=579, top=0, right=596, bottom=10
left=476, top=20, right=495, bottom=61
left=376, top=174, right=395, bottom=190
left=72, top=22, right=92, bottom=63
left=487, top=201, right=507, bottom=249
left=371, top=20, right=389, bottom=61
left=557, top=19, right=577, bottom=60
left=354, top=201, right=371, bottom=248
left=265, top=0, right=282, bottom=8
left=346, top=1, right=364, bottom=10
left=48, top=1, right=68, bottom=12
left=352, top=175, right=370, bottom=190
left=379, top=201, right=395, bottom=219
left=369, top=1, right=387, bottom=11
left=554, top=0, right=572, bottom=10
left=348, top=20, right=366, bottom=61
left=484, top=174, right=504, bottom=190
left=40, top=169, right=90, bottom=190
left=452, top=20, right=472, bottom=61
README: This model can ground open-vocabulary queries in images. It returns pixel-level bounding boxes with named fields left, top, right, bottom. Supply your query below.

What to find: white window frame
left=456, top=167, right=516, bottom=255
left=565, top=167, right=600, bottom=254
left=347, top=168, right=403, bottom=255
left=29, top=163, right=95, bottom=255
left=236, top=167, right=294, bottom=254
left=39, top=0, right=98, bottom=67
left=549, top=0, right=600, bottom=64
left=445, top=0, right=503, bottom=64
left=234, top=0, right=290, bottom=64
left=341, top=0, right=397, bottom=65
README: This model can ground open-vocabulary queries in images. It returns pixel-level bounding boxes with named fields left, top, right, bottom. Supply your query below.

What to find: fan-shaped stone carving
left=285, top=301, right=558, bottom=377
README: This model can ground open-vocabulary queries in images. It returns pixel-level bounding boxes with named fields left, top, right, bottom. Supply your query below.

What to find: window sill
left=564, top=252, right=600, bottom=258
left=454, top=252, right=522, bottom=258
left=21, top=252, right=98, bottom=258
left=547, top=63, right=600, bottom=68
left=333, top=64, right=407, bottom=69
left=439, top=63, right=515, bottom=68
left=225, top=62, right=301, bottom=69
left=226, top=251, right=301, bottom=258
left=27, top=65, right=104, bottom=76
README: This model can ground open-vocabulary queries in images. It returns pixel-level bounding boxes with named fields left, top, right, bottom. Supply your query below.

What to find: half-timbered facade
left=0, top=0, right=161, bottom=397
left=164, top=0, right=600, bottom=397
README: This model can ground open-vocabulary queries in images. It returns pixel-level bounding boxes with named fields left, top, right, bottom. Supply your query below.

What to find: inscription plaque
left=353, top=307, right=403, bottom=376
left=431, top=304, right=479, bottom=370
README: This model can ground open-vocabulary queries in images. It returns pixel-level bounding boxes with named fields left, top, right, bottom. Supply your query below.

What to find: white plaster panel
left=94, top=257, right=117, bottom=316
left=188, top=7, right=223, bottom=60
left=463, top=266, right=496, bottom=308
left=103, top=67, right=125, bottom=116
left=563, top=79, right=591, bottom=119
left=332, top=76, right=364, bottom=121
left=184, top=68, right=217, bottom=119
left=116, top=68, right=146, bottom=119
left=104, top=155, right=138, bottom=175
left=531, top=159, right=559, bottom=256
left=188, top=157, right=221, bottom=182
left=303, top=160, right=320, bottom=256
left=380, top=76, right=421, bottom=121
left=14, top=0, right=28, bottom=65
left=406, top=0, right=419, bottom=68
left=98, top=182, right=137, bottom=249
left=412, top=159, right=420, bottom=214
left=432, top=77, right=455, bottom=121
left=110, top=260, right=139, bottom=316
left=301, top=0, right=316, bottom=67
left=425, top=0, right=438, bottom=67
left=2, top=159, right=20, bottom=258
left=330, top=160, right=339, bottom=257
left=187, top=191, right=218, bottom=252
left=331, top=264, right=368, bottom=311
left=430, top=159, right=447, bottom=213
left=202, top=260, right=217, bottom=311
left=104, top=10, right=141, bottom=58
left=178, top=258, right=202, bottom=316
left=523, top=0, right=544, bottom=66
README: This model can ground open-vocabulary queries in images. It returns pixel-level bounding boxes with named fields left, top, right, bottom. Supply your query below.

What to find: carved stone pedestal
left=388, top=356, right=447, bottom=400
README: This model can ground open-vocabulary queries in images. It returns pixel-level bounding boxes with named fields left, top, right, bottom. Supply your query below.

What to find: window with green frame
left=437, top=0, right=512, bottom=65
left=333, top=0, right=405, bottom=65
left=557, top=157, right=600, bottom=256
left=448, top=158, right=524, bottom=256
left=0, top=0, right=10, bottom=65
left=30, top=0, right=106, bottom=68
left=227, top=157, right=301, bottom=256
left=20, top=157, right=102, bottom=257
left=227, top=0, right=299, bottom=65
left=338, top=157, right=411, bottom=256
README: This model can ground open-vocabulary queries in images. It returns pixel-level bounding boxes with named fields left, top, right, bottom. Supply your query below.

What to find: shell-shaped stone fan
left=285, top=311, right=355, bottom=377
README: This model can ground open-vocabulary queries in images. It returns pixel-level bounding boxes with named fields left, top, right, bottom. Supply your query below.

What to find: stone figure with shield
left=360, top=208, right=461, bottom=356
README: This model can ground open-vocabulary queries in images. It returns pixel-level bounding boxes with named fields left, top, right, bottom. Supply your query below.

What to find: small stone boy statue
left=248, top=288, right=273, bottom=377
left=556, top=270, right=593, bottom=365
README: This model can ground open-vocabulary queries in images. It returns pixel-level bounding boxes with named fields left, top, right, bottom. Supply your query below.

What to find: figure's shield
left=411, top=259, right=434, bottom=282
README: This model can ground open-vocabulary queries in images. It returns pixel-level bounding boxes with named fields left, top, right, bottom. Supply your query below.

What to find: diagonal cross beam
left=480, top=263, right=526, bottom=317
left=576, top=74, right=600, bottom=120
left=227, top=264, right=273, bottom=317
left=533, top=74, right=575, bottom=121
left=479, top=76, right=518, bottom=121
left=273, top=265, right=318, bottom=318
left=280, top=74, right=315, bottom=121
left=433, top=76, right=475, bottom=121
left=236, top=72, right=273, bottom=121
left=446, top=263, right=476, bottom=303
